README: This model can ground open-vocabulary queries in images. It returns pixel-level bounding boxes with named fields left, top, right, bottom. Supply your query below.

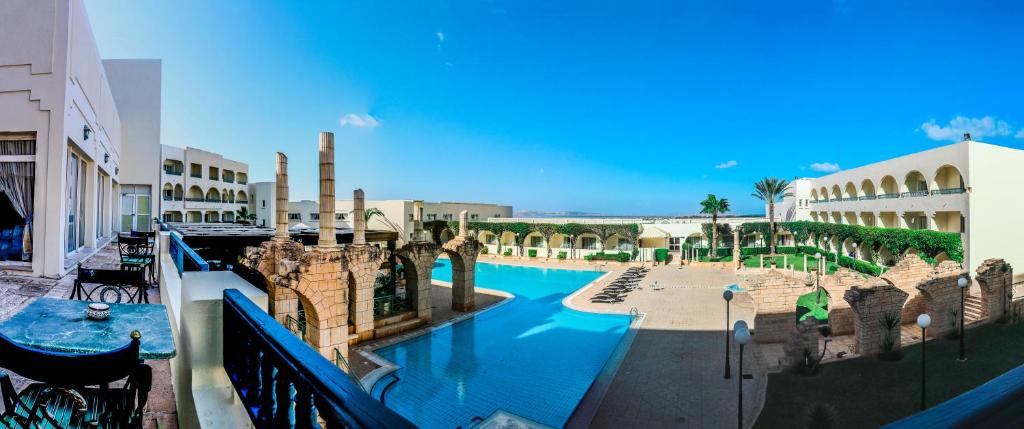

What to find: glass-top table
left=0, top=298, right=176, bottom=360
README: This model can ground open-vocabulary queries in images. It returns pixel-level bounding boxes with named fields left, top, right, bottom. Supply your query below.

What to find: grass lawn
left=796, top=291, right=828, bottom=323
left=755, top=321, right=1024, bottom=429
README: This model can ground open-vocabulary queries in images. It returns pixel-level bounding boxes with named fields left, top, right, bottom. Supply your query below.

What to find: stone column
left=274, top=152, right=290, bottom=242
left=976, top=258, right=1012, bottom=322
left=459, top=210, right=469, bottom=237
left=318, top=132, right=337, bottom=248
left=732, top=229, right=741, bottom=270
left=353, top=189, right=366, bottom=245
left=412, top=200, right=424, bottom=241
left=844, top=280, right=910, bottom=357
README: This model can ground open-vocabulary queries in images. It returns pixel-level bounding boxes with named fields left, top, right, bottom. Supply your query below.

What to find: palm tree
left=235, top=206, right=257, bottom=225
left=699, top=194, right=730, bottom=258
left=752, top=177, right=792, bottom=254
left=357, top=207, right=402, bottom=232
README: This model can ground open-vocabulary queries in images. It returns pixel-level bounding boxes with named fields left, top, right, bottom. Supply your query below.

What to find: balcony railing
left=206, top=198, right=222, bottom=203
left=237, top=200, right=249, bottom=204
left=901, top=190, right=929, bottom=197
left=876, top=193, right=900, bottom=199
left=858, top=195, right=877, bottom=200
left=222, top=289, right=415, bottom=429
left=931, top=187, right=966, bottom=195
left=185, top=197, right=205, bottom=202
left=168, top=231, right=209, bottom=274
left=190, top=173, right=202, bottom=179
left=162, top=196, right=184, bottom=201
left=164, top=168, right=183, bottom=176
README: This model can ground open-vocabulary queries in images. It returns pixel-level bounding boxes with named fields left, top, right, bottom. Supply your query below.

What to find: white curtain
left=0, top=139, right=36, bottom=255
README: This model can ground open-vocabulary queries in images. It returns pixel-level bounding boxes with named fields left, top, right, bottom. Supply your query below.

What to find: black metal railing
left=901, top=190, right=929, bottom=197
left=931, top=187, right=966, bottom=195
left=190, top=172, right=202, bottom=178
left=876, top=193, right=900, bottom=199
left=206, top=198, right=221, bottom=203
left=223, top=289, right=415, bottom=429
left=164, top=168, right=183, bottom=176
left=859, top=195, right=877, bottom=200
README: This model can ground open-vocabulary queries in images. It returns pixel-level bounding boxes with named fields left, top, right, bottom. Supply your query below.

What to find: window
left=310, top=213, right=320, bottom=220
left=443, top=214, right=453, bottom=221
left=529, top=236, right=544, bottom=247
left=190, top=163, right=202, bottom=178
left=581, top=236, right=597, bottom=250
left=209, top=166, right=219, bottom=181
left=427, top=214, right=437, bottom=221
left=262, top=200, right=266, bottom=208
left=335, top=213, right=347, bottom=220
left=288, top=213, right=301, bottom=220
left=470, top=214, right=479, bottom=220
left=668, top=237, right=682, bottom=252
left=494, top=214, right=502, bottom=218
left=408, top=214, right=414, bottom=221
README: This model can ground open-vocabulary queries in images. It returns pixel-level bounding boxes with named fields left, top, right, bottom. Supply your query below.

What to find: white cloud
left=809, top=162, right=840, bottom=173
left=715, top=160, right=738, bottom=169
left=920, top=116, right=1012, bottom=141
left=1016, top=129, right=1024, bottom=139
left=436, top=31, right=445, bottom=42
left=339, top=113, right=380, bottom=128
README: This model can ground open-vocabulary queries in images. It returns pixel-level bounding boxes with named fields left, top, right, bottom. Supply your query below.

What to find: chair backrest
left=0, top=331, right=141, bottom=387
left=118, top=234, right=153, bottom=257
left=77, top=265, right=147, bottom=286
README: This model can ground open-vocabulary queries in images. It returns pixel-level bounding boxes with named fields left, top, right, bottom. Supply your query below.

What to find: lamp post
left=815, top=252, right=823, bottom=302
left=958, top=276, right=969, bottom=361
left=917, top=313, right=932, bottom=411
left=852, top=242, right=858, bottom=259
left=723, top=290, right=734, bottom=379
left=735, top=322, right=752, bottom=429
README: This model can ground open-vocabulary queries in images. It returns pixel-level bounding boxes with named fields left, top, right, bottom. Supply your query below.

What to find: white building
left=161, top=145, right=249, bottom=224
left=0, top=0, right=161, bottom=276
left=246, top=182, right=512, bottom=244
left=778, top=139, right=1024, bottom=272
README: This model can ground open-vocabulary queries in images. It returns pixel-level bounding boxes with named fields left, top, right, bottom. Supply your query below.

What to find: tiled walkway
left=0, top=244, right=177, bottom=429
left=569, top=265, right=767, bottom=429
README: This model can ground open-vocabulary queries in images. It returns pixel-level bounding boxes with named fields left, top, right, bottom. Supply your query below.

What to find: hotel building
left=246, top=182, right=512, bottom=245
left=160, top=145, right=249, bottom=224
left=778, top=138, right=1024, bottom=272
left=0, top=0, right=161, bottom=276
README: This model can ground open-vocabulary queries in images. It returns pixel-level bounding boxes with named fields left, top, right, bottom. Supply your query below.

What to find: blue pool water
left=374, top=261, right=632, bottom=428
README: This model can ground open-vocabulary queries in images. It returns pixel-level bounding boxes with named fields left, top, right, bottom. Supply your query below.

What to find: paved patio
left=568, top=264, right=768, bottom=429
left=0, top=244, right=177, bottom=429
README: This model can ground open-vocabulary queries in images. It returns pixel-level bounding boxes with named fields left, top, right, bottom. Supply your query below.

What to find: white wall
left=105, top=59, right=162, bottom=226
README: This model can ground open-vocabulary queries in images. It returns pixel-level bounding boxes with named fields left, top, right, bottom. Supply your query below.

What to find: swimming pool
left=373, top=260, right=632, bottom=428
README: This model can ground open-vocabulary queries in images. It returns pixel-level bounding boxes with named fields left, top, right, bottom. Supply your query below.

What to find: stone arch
left=810, top=189, right=819, bottom=201
left=830, top=185, right=842, bottom=200
left=842, top=238, right=856, bottom=257
left=439, top=228, right=455, bottom=243
left=395, top=242, right=443, bottom=322
left=915, top=261, right=967, bottom=337
left=878, top=246, right=896, bottom=266
left=237, top=190, right=248, bottom=202
left=903, top=170, right=928, bottom=193
left=860, top=179, right=876, bottom=197
left=162, top=183, right=174, bottom=200
left=221, top=188, right=229, bottom=203
left=443, top=235, right=480, bottom=312
left=819, top=187, right=828, bottom=201
left=206, top=187, right=220, bottom=202
left=976, top=258, right=1013, bottom=322
left=478, top=231, right=497, bottom=245
left=810, top=212, right=819, bottom=222
left=575, top=232, right=601, bottom=250
left=549, top=233, right=570, bottom=249
left=844, top=280, right=910, bottom=357
left=880, top=175, right=898, bottom=196
left=204, top=211, right=219, bottom=223
left=187, top=185, right=203, bottom=200
left=523, top=231, right=546, bottom=248
left=932, top=164, right=964, bottom=191
left=844, top=182, right=857, bottom=199
left=499, top=231, right=517, bottom=246
left=228, top=189, right=236, bottom=203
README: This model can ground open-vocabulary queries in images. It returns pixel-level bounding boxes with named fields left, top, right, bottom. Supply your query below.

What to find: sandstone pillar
left=844, top=280, right=910, bottom=357
left=976, top=258, right=1012, bottom=322
left=274, top=152, right=290, bottom=242
left=412, top=200, right=424, bottom=241
left=318, top=132, right=337, bottom=248
left=459, top=210, right=469, bottom=237
left=732, top=229, right=741, bottom=270
left=916, top=261, right=968, bottom=337
left=353, top=189, right=366, bottom=245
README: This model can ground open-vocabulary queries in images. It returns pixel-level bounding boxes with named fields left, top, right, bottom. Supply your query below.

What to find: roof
left=640, top=223, right=704, bottom=238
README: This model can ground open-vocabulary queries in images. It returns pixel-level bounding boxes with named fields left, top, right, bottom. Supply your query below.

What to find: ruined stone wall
left=290, top=248, right=348, bottom=360
left=747, top=271, right=812, bottom=343
left=844, top=280, right=910, bottom=357
left=820, top=268, right=868, bottom=335
left=344, top=245, right=388, bottom=341
left=783, top=318, right=821, bottom=370
left=916, top=261, right=967, bottom=337
left=443, top=236, right=480, bottom=312
left=240, top=240, right=305, bottom=326
left=976, top=258, right=1013, bottom=322
left=395, top=242, right=442, bottom=322
left=881, top=253, right=932, bottom=323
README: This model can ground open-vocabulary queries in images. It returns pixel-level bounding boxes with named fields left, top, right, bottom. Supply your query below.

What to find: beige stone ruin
left=747, top=270, right=813, bottom=343
left=240, top=132, right=483, bottom=368
left=975, top=258, right=1014, bottom=322
left=844, top=279, right=910, bottom=357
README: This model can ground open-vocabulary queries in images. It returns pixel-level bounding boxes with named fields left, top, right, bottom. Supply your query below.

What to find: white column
left=459, top=210, right=469, bottom=237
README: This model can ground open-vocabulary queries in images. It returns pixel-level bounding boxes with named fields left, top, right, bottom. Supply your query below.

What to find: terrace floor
left=0, top=244, right=177, bottom=429
left=568, top=264, right=768, bottom=429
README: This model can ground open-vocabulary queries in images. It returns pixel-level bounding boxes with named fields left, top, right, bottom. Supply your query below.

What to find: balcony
left=206, top=198, right=222, bottom=203
left=858, top=195, right=876, bottom=201
left=190, top=173, right=202, bottom=179
left=877, top=193, right=900, bottom=199
left=185, top=197, right=205, bottom=202
left=164, top=168, right=183, bottom=176
left=163, top=195, right=184, bottom=201
left=236, top=200, right=248, bottom=205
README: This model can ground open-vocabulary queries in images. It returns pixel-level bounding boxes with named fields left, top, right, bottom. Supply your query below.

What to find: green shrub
left=654, top=248, right=668, bottom=262
left=528, top=249, right=537, bottom=258
left=480, top=247, right=489, bottom=255
left=616, top=252, right=631, bottom=262
left=557, top=251, right=567, bottom=259
left=503, top=248, right=512, bottom=256
left=584, top=252, right=629, bottom=262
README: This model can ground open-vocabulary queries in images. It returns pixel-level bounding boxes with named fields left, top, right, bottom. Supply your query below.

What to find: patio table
left=0, top=297, right=175, bottom=360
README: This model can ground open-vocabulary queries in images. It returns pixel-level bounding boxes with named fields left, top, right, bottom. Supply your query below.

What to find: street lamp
left=917, top=313, right=932, bottom=411
left=735, top=323, right=752, bottom=429
left=723, top=290, right=734, bottom=379
left=814, top=252, right=823, bottom=302
left=958, top=276, right=969, bottom=361
left=852, top=242, right=858, bottom=258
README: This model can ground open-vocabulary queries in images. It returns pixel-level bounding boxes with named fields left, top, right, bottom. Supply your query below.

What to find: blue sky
left=85, top=0, right=1024, bottom=215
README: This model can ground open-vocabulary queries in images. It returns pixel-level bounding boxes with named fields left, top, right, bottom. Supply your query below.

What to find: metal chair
left=117, top=235, right=155, bottom=284
left=0, top=331, right=152, bottom=428
left=70, top=264, right=149, bottom=304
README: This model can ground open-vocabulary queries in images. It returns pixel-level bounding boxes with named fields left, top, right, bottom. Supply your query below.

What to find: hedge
left=557, top=251, right=567, bottom=259
left=654, top=248, right=668, bottom=262
left=528, top=249, right=537, bottom=258
left=739, top=221, right=963, bottom=262
left=584, top=252, right=631, bottom=262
